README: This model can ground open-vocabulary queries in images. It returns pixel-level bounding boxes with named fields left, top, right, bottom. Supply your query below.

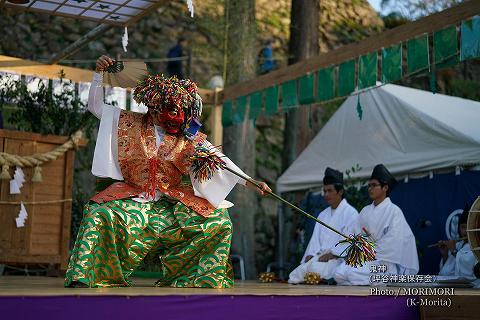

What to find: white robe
left=88, top=73, right=249, bottom=208
left=439, top=241, right=477, bottom=278
left=288, top=199, right=360, bottom=283
left=334, top=197, right=419, bottom=285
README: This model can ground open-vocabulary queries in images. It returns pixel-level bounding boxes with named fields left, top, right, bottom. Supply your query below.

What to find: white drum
left=467, top=196, right=480, bottom=262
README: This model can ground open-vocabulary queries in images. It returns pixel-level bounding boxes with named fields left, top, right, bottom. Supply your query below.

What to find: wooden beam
left=0, top=55, right=217, bottom=104
left=207, top=88, right=223, bottom=146
left=223, top=0, right=480, bottom=101
left=0, top=129, right=87, bottom=147
left=198, top=88, right=217, bottom=105
left=60, top=149, right=74, bottom=270
left=0, top=55, right=94, bottom=83
left=47, top=23, right=114, bottom=65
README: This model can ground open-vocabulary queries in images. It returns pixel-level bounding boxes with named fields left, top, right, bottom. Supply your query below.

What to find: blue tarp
left=391, top=170, right=480, bottom=274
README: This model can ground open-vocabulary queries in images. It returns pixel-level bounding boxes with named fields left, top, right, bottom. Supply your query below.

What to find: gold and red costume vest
left=90, top=110, right=216, bottom=217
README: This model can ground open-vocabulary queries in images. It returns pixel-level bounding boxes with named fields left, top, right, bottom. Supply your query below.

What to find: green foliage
left=0, top=73, right=95, bottom=136
left=448, top=78, right=480, bottom=101
left=344, top=185, right=370, bottom=212
left=382, top=12, right=410, bottom=29
left=344, top=165, right=370, bottom=212
left=319, top=99, right=345, bottom=124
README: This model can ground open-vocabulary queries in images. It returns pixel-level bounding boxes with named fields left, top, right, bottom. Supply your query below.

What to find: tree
left=279, top=0, right=319, bottom=278
left=283, top=0, right=320, bottom=167
left=222, top=0, right=258, bottom=279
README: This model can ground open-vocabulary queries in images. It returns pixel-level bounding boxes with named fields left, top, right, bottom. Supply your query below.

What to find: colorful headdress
left=133, top=74, right=203, bottom=137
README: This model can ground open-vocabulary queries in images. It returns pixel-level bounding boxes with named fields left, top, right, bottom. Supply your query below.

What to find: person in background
left=288, top=168, right=359, bottom=283
left=258, top=39, right=276, bottom=74
left=438, top=204, right=476, bottom=278
left=167, top=37, right=187, bottom=79
left=334, top=164, right=419, bottom=285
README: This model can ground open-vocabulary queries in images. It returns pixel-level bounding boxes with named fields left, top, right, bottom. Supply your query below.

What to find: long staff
left=190, top=146, right=377, bottom=267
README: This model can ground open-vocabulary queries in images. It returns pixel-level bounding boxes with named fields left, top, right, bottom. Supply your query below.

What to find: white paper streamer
left=186, top=0, right=194, bottom=17
left=122, top=27, right=128, bottom=52
left=15, top=202, right=28, bottom=228
left=10, top=167, right=25, bottom=194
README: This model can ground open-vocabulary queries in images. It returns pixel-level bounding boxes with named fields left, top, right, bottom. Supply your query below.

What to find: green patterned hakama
left=65, top=198, right=233, bottom=288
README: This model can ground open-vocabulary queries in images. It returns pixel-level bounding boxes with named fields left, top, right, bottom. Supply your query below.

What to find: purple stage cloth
left=0, top=295, right=419, bottom=320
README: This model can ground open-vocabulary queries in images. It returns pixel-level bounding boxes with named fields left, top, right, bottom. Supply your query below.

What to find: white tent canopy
left=277, top=84, right=480, bottom=193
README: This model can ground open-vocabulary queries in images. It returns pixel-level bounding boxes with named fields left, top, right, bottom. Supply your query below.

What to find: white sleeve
left=88, top=73, right=105, bottom=119
left=190, top=140, right=251, bottom=208
left=91, top=103, right=124, bottom=180
left=439, top=253, right=456, bottom=276
left=330, top=208, right=360, bottom=257
left=455, top=243, right=476, bottom=278
left=302, top=216, right=323, bottom=262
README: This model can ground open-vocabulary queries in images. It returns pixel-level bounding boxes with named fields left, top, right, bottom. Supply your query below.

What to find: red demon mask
left=151, top=107, right=185, bottom=134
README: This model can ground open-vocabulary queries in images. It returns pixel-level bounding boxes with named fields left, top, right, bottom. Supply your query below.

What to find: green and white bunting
left=281, top=80, right=298, bottom=110
left=317, top=67, right=335, bottom=102
left=338, top=59, right=356, bottom=97
left=298, top=73, right=315, bottom=105
left=381, top=44, right=402, bottom=83
left=407, top=34, right=429, bottom=74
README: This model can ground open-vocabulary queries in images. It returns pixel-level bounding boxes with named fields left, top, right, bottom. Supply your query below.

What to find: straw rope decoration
left=190, top=145, right=377, bottom=268
left=0, top=130, right=83, bottom=182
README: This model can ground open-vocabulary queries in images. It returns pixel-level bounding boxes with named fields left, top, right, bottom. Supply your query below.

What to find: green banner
left=298, top=73, right=315, bottom=104
left=461, top=16, right=480, bottom=61
left=222, top=100, right=233, bottom=127
left=264, top=85, right=279, bottom=117
left=434, top=26, right=458, bottom=66
left=381, top=44, right=402, bottom=83
left=317, top=67, right=335, bottom=102
left=248, top=91, right=263, bottom=120
left=233, top=95, right=247, bottom=124
left=338, top=59, right=356, bottom=97
left=281, top=79, right=298, bottom=110
left=358, top=52, right=377, bottom=89
left=407, top=34, right=429, bottom=74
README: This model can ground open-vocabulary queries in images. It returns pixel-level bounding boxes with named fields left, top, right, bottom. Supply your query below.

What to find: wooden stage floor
left=3, top=277, right=480, bottom=320
left=1, top=276, right=479, bottom=297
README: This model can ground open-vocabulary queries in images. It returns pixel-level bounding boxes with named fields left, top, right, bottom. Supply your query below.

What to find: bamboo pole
left=223, top=166, right=349, bottom=239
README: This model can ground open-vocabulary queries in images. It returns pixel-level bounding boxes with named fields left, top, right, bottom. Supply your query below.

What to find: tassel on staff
left=190, top=146, right=377, bottom=268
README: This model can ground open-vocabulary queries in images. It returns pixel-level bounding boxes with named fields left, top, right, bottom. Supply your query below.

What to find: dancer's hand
left=318, top=252, right=336, bottom=262
left=95, top=55, right=114, bottom=72
left=246, top=180, right=271, bottom=196
left=438, top=240, right=456, bottom=252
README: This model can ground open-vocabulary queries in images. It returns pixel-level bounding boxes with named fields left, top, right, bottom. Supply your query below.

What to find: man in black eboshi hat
left=333, top=164, right=419, bottom=285
left=288, top=167, right=359, bottom=283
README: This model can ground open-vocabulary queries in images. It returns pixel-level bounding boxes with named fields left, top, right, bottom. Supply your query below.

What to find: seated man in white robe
left=438, top=204, right=477, bottom=278
left=334, top=164, right=419, bottom=285
left=289, top=168, right=359, bottom=283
